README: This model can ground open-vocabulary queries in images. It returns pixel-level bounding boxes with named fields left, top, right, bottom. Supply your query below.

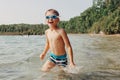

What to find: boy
left=40, top=9, right=75, bottom=72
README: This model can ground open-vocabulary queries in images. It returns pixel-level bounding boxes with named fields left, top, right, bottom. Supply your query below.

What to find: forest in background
left=0, top=0, right=120, bottom=35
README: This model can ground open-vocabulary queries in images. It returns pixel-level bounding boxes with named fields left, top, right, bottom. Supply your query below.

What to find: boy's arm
left=40, top=31, right=49, bottom=60
left=60, top=29, right=75, bottom=67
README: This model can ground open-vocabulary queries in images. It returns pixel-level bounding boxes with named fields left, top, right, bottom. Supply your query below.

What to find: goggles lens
left=46, top=15, right=58, bottom=19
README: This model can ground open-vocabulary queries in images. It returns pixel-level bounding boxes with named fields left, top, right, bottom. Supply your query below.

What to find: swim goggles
left=45, top=15, right=58, bottom=19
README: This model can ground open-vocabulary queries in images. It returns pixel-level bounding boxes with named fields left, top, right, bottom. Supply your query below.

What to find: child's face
left=45, top=11, right=59, bottom=27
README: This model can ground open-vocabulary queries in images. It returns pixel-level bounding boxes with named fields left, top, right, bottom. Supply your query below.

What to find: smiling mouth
left=48, top=22, right=53, bottom=24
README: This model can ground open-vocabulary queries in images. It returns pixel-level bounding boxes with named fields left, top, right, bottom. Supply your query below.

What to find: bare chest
left=47, top=31, right=62, bottom=42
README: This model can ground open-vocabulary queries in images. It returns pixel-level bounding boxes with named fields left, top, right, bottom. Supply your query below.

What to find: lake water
left=0, top=34, right=120, bottom=80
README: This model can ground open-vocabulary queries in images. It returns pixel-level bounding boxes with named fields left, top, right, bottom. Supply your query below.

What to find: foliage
left=0, top=0, right=120, bottom=35
left=0, top=24, right=48, bottom=35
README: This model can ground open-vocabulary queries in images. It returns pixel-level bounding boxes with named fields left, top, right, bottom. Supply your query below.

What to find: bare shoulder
left=59, top=28, right=66, bottom=34
left=59, top=28, right=67, bottom=36
left=45, top=29, right=50, bottom=38
left=45, top=29, right=50, bottom=34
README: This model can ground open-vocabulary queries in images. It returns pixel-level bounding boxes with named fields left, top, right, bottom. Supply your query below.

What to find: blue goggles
left=45, top=15, right=58, bottom=19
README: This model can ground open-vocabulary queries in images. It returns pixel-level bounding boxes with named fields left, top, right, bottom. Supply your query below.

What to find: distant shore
left=0, top=32, right=120, bottom=37
left=88, top=33, right=120, bottom=37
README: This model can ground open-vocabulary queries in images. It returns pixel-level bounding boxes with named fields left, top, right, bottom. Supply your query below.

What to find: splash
left=63, top=66, right=83, bottom=74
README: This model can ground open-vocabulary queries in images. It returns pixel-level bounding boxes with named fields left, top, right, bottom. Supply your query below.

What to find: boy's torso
left=46, top=29, right=66, bottom=55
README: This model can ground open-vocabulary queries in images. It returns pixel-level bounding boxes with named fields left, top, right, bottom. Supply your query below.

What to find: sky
left=0, top=0, right=93, bottom=25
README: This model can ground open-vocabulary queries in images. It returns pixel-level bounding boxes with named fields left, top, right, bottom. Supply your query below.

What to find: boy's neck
left=50, top=26, right=58, bottom=30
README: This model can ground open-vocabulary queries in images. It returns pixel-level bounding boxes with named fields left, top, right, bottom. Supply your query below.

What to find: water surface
left=0, top=34, right=120, bottom=80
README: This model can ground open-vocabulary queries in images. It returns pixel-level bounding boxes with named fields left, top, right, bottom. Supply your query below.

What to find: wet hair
left=45, top=9, right=59, bottom=16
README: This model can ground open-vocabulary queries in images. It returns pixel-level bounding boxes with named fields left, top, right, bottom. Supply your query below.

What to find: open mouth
left=48, top=22, right=54, bottom=24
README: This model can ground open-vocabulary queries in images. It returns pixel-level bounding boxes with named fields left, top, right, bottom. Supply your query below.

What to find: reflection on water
left=0, top=34, right=120, bottom=80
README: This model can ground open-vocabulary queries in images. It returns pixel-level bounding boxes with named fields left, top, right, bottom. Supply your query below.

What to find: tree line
left=0, top=24, right=48, bottom=35
left=0, top=0, right=120, bottom=35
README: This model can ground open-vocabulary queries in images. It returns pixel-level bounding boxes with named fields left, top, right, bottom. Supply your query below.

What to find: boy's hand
left=40, top=53, right=45, bottom=60
left=69, top=63, right=75, bottom=68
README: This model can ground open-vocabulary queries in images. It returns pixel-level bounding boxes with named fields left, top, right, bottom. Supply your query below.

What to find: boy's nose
left=49, top=18, right=53, bottom=20
left=48, top=18, right=53, bottom=21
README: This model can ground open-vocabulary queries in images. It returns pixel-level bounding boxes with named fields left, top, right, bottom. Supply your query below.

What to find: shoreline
left=0, top=33, right=120, bottom=37
left=88, top=33, right=120, bottom=37
left=68, top=33, right=120, bottom=37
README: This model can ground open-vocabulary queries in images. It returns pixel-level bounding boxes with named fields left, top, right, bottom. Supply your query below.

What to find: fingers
left=40, top=54, right=45, bottom=60
left=69, top=63, right=75, bottom=68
